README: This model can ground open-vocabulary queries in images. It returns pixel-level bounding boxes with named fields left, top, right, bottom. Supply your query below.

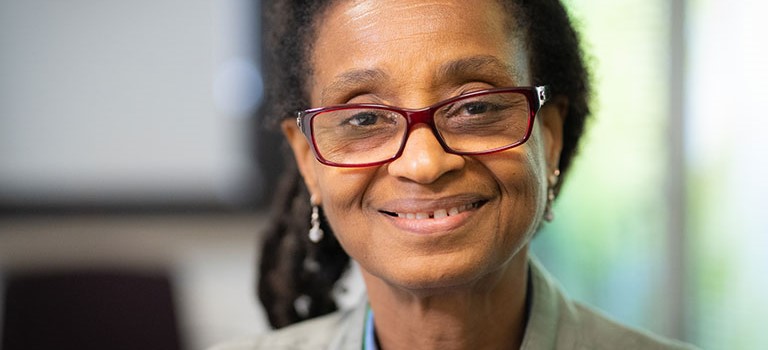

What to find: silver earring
left=309, top=195, right=324, bottom=243
left=544, top=169, right=560, bottom=222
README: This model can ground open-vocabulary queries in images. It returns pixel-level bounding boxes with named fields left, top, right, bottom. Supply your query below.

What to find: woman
left=215, top=0, right=695, bottom=349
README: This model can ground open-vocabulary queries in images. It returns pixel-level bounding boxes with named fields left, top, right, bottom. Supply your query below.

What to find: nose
left=387, top=124, right=465, bottom=184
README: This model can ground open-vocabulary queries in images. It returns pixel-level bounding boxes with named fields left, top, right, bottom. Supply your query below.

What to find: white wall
left=0, top=1, right=263, bottom=206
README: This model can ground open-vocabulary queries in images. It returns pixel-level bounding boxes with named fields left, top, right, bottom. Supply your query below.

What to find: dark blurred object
left=2, top=270, right=184, bottom=350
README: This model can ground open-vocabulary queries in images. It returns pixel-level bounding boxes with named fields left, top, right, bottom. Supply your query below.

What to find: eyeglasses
left=296, top=86, right=549, bottom=167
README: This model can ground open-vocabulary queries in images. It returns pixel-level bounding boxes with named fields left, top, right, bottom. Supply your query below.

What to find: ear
left=538, top=95, right=568, bottom=172
left=282, top=119, right=321, bottom=202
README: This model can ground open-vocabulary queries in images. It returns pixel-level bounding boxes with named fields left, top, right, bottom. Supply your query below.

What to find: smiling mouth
left=380, top=200, right=487, bottom=220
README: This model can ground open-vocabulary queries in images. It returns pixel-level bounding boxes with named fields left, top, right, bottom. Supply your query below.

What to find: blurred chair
left=2, top=270, right=184, bottom=350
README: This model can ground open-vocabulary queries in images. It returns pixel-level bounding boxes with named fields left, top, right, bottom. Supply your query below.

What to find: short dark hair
left=258, top=0, right=591, bottom=329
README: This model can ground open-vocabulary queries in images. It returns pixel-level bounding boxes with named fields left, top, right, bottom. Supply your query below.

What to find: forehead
left=309, top=0, right=529, bottom=104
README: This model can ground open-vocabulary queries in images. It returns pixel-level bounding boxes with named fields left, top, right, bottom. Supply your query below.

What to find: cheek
left=313, top=164, right=379, bottom=242
left=484, top=127, right=549, bottom=228
left=521, top=122, right=549, bottom=189
left=519, top=127, right=550, bottom=223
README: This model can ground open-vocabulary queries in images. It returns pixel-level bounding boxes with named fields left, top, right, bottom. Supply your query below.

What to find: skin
left=283, top=0, right=567, bottom=348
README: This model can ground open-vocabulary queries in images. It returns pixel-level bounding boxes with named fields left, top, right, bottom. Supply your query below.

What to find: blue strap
left=363, top=306, right=379, bottom=350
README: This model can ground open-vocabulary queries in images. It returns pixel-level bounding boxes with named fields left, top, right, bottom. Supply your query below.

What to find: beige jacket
left=211, top=258, right=696, bottom=350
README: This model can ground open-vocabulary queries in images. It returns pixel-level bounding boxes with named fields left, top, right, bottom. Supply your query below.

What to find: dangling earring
left=544, top=169, right=561, bottom=222
left=308, top=194, right=324, bottom=243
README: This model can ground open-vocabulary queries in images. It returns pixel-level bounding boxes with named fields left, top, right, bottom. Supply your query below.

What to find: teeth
left=393, top=202, right=479, bottom=220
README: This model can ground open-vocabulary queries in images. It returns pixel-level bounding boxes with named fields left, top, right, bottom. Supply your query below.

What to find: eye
left=346, top=112, right=379, bottom=126
left=463, top=102, right=491, bottom=115
left=443, top=100, right=498, bottom=118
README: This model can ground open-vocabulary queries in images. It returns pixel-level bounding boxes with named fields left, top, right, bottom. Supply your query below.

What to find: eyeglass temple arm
left=296, top=112, right=307, bottom=132
left=536, top=85, right=550, bottom=109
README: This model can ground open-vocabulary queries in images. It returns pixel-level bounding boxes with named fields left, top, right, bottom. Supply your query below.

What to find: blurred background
left=0, top=0, right=765, bottom=349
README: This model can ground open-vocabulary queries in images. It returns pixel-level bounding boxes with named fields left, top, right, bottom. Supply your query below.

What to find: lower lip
left=381, top=204, right=481, bottom=235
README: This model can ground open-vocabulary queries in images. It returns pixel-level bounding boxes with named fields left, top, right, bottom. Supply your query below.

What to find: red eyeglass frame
left=296, top=86, right=550, bottom=167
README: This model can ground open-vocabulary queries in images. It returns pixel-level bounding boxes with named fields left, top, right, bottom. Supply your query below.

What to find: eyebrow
left=320, top=68, right=390, bottom=105
left=320, top=55, right=517, bottom=104
left=435, top=55, right=518, bottom=85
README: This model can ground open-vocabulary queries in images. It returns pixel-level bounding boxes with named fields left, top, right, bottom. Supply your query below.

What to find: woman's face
left=285, top=0, right=565, bottom=291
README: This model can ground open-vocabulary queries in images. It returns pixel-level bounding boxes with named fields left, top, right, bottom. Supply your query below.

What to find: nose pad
left=387, top=124, right=464, bottom=184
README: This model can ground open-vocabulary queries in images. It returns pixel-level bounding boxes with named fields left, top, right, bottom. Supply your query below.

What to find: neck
left=362, top=249, right=530, bottom=350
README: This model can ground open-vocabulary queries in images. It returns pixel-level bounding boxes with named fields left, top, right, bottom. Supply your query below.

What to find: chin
left=380, top=255, right=501, bottom=292
left=394, top=245, right=531, bottom=294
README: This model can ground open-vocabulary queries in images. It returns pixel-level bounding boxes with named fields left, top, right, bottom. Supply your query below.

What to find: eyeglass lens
left=310, top=91, right=532, bottom=166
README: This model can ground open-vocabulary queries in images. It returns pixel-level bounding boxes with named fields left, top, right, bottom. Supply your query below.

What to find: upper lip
left=376, top=194, right=490, bottom=215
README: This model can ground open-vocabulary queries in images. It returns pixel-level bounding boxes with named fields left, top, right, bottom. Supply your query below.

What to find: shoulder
left=568, top=302, right=697, bottom=350
left=209, top=303, right=366, bottom=350
left=524, top=257, right=698, bottom=350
